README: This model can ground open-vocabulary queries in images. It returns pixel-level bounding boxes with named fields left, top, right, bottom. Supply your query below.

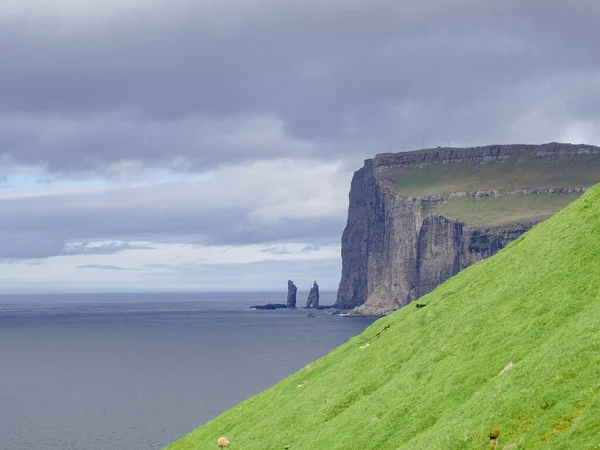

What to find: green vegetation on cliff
left=166, top=185, right=600, bottom=450
left=394, top=153, right=600, bottom=196
left=437, top=192, right=582, bottom=226
left=392, top=150, right=600, bottom=227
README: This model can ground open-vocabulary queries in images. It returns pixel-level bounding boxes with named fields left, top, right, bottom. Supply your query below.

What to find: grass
left=165, top=184, right=600, bottom=450
left=394, top=154, right=600, bottom=196
left=435, top=193, right=582, bottom=226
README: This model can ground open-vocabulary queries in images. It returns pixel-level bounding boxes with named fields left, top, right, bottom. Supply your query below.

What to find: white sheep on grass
left=217, top=436, right=230, bottom=448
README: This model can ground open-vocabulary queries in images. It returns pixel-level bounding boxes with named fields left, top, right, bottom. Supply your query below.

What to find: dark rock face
left=306, top=281, right=320, bottom=308
left=336, top=142, right=600, bottom=315
left=287, top=280, right=298, bottom=308
left=250, top=303, right=288, bottom=310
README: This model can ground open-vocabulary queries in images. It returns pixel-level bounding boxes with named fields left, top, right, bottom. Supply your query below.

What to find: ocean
left=0, top=292, right=375, bottom=450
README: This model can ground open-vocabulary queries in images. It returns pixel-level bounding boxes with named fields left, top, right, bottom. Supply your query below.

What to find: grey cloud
left=0, top=234, right=67, bottom=261
left=25, top=260, right=43, bottom=266
left=77, top=264, right=129, bottom=271
left=258, top=244, right=329, bottom=255
left=1, top=1, right=600, bottom=174
left=0, top=114, right=319, bottom=175
left=300, top=244, right=322, bottom=253
left=64, top=242, right=155, bottom=256
left=260, top=247, right=293, bottom=255
left=0, top=161, right=348, bottom=259
left=0, top=236, right=156, bottom=261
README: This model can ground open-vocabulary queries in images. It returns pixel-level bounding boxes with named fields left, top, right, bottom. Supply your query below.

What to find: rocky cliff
left=336, top=142, right=600, bottom=315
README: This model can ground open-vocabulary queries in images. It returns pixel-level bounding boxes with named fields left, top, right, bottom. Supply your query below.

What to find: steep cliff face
left=336, top=142, right=600, bottom=315
left=335, top=159, right=385, bottom=310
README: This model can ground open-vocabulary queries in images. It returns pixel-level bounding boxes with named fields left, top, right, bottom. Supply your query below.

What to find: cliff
left=336, top=142, right=600, bottom=315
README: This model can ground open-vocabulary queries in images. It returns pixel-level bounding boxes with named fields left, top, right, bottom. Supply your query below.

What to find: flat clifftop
left=373, top=142, right=600, bottom=197
left=372, top=142, right=600, bottom=169
left=336, top=142, right=600, bottom=313
left=166, top=185, right=600, bottom=450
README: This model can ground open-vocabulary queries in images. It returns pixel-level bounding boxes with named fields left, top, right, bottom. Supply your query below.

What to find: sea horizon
left=0, top=290, right=338, bottom=301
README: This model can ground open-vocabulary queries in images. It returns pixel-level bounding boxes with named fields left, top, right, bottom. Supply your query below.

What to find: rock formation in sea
left=336, top=142, right=600, bottom=316
left=287, top=280, right=298, bottom=308
left=306, top=281, right=320, bottom=308
left=249, top=303, right=287, bottom=310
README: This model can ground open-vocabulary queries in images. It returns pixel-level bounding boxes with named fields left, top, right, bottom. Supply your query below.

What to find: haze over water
left=0, top=292, right=375, bottom=450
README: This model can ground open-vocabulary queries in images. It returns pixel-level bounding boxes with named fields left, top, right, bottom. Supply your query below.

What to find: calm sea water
left=0, top=292, right=375, bottom=450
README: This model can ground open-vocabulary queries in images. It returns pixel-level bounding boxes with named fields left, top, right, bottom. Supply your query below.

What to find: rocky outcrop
left=287, top=280, right=298, bottom=308
left=250, top=303, right=287, bottom=310
left=336, top=142, right=600, bottom=315
left=306, top=281, right=320, bottom=308
left=346, top=285, right=397, bottom=316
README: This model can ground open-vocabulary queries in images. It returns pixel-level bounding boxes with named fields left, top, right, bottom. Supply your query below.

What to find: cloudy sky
left=1, top=0, right=599, bottom=293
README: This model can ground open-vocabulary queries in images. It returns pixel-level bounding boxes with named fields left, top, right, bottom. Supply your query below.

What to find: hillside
left=336, top=142, right=600, bottom=315
left=165, top=184, right=600, bottom=449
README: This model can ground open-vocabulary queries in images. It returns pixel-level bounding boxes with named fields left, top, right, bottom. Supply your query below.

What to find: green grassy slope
left=166, top=186, right=600, bottom=450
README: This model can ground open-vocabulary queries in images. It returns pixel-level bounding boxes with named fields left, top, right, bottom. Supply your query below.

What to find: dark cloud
left=1, top=0, right=600, bottom=174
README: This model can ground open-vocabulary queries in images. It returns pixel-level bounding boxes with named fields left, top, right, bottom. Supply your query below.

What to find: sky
left=1, top=0, right=600, bottom=293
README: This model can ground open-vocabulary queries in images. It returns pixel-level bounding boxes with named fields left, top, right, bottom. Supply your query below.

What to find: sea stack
left=287, top=280, right=298, bottom=308
left=306, top=281, right=320, bottom=308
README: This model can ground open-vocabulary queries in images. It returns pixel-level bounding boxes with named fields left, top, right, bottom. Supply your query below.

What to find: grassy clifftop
left=393, top=152, right=600, bottom=196
left=166, top=185, right=600, bottom=450
left=391, top=148, right=600, bottom=226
